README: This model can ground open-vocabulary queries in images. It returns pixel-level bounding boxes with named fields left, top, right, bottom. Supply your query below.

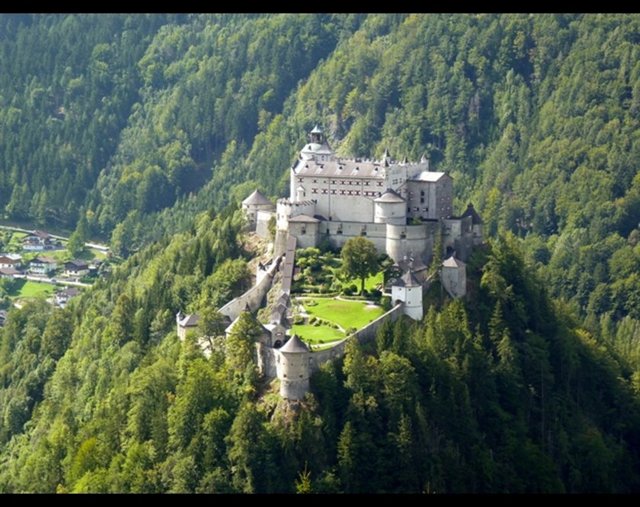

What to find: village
left=0, top=225, right=111, bottom=324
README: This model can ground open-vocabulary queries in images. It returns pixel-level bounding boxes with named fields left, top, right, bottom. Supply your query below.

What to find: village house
left=29, top=256, right=57, bottom=276
left=55, top=287, right=80, bottom=308
left=22, top=230, right=54, bottom=251
left=0, top=253, right=22, bottom=269
left=64, top=260, right=89, bottom=278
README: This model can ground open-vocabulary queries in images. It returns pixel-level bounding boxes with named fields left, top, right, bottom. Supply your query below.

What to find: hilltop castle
left=179, top=125, right=484, bottom=402
left=244, top=125, right=482, bottom=270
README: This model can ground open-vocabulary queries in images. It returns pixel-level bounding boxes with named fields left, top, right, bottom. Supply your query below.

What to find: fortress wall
left=219, top=256, right=281, bottom=321
left=256, top=210, right=275, bottom=239
left=308, top=303, right=404, bottom=373
left=319, top=221, right=388, bottom=253
left=386, top=223, right=434, bottom=262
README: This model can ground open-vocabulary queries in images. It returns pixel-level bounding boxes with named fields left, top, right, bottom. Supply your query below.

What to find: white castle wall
left=219, top=257, right=281, bottom=321
left=385, top=223, right=436, bottom=263
left=255, top=210, right=274, bottom=239
left=307, top=303, right=404, bottom=373
left=288, top=221, right=319, bottom=249
left=318, top=221, right=388, bottom=252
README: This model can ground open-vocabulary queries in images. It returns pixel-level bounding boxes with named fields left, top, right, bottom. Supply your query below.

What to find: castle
left=180, top=125, right=483, bottom=402
left=244, top=125, right=482, bottom=269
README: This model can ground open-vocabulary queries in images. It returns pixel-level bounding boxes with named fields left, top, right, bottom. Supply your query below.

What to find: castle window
left=420, top=197, right=424, bottom=204
left=377, top=182, right=383, bottom=187
left=299, top=374, right=303, bottom=378
left=313, top=179, right=317, bottom=183
left=331, top=189, right=336, bottom=194
left=400, top=231, right=406, bottom=239
left=340, top=180, right=345, bottom=185
left=423, top=207, right=428, bottom=212
left=283, top=374, right=287, bottom=378
left=301, top=227, right=306, bottom=234
left=312, top=188, right=318, bottom=194
left=420, top=190, right=425, bottom=196
left=365, top=181, right=369, bottom=186
left=331, top=180, right=336, bottom=184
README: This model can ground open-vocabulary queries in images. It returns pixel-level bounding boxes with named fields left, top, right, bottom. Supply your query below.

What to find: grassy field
left=291, top=323, right=344, bottom=344
left=15, top=280, right=54, bottom=298
left=364, top=271, right=384, bottom=291
left=302, top=298, right=385, bottom=330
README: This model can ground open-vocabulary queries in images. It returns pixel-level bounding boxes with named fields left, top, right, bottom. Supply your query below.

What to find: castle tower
left=242, top=189, right=274, bottom=231
left=276, top=335, right=310, bottom=400
left=460, top=203, right=484, bottom=246
left=374, top=188, right=407, bottom=225
left=391, top=268, right=423, bottom=321
left=299, top=125, right=333, bottom=162
left=441, top=255, right=467, bottom=298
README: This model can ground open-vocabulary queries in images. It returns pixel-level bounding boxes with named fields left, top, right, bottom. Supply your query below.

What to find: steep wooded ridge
left=0, top=13, right=639, bottom=492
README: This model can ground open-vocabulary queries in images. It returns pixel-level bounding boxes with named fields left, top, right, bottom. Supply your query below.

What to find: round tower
left=374, top=188, right=406, bottom=225
left=242, top=189, right=274, bottom=228
left=276, top=335, right=310, bottom=400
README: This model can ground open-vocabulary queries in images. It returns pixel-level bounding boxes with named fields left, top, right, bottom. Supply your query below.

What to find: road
left=0, top=224, right=110, bottom=252
left=24, top=275, right=92, bottom=288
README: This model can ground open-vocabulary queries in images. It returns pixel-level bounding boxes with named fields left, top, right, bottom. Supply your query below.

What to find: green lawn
left=364, top=271, right=384, bottom=291
left=301, top=298, right=385, bottom=330
left=16, top=280, right=54, bottom=298
left=291, top=323, right=344, bottom=344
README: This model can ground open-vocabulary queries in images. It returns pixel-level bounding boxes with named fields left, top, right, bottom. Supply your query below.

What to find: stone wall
left=219, top=256, right=281, bottom=321
left=308, top=303, right=404, bottom=373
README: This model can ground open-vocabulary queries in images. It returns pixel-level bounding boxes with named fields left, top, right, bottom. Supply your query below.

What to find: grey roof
left=410, top=171, right=447, bottom=183
left=58, top=287, right=81, bottom=298
left=375, top=188, right=405, bottom=203
left=65, top=260, right=88, bottom=269
left=461, top=203, right=483, bottom=225
left=301, top=142, right=333, bottom=156
left=32, top=256, right=56, bottom=264
left=279, top=335, right=309, bottom=354
left=178, top=313, right=200, bottom=327
left=310, top=125, right=323, bottom=134
left=294, top=158, right=386, bottom=179
left=442, top=256, right=466, bottom=268
left=242, top=189, right=273, bottom=206
left=398, top=270, right=421, bottom=287
left=288, top=214, right=320, bottom=223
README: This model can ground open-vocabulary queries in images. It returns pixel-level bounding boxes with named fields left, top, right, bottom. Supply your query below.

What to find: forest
left=0, top=13, right=639, bottom=492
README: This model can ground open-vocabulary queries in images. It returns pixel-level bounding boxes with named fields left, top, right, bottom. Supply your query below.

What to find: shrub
left=293, top=314, right=305, bottom=325
left=381, top=295, right=392, bottom=311
left=309, top=316, right=317, bottom=324
left=345, top=327, right=357, bottom=335
left=369, top=289, right=382, bottom=301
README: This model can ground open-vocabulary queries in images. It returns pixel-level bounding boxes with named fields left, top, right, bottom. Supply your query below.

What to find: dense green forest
left=0, top=13, right=640, bottom=492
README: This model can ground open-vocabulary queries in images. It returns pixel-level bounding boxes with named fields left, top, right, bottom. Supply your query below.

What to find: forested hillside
left=1, top=13, right=640, bottom=492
